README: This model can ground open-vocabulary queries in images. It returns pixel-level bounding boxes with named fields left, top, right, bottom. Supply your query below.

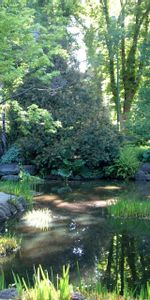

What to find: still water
left=1, top=180, right=150, bottom=293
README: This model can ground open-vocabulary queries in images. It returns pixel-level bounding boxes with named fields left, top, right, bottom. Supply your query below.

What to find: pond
left=1, top=180, right=150, bottom=294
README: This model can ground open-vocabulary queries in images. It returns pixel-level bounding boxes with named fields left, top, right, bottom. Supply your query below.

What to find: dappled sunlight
left=34, top=193, right=116, bottom=212
left=95, top=185, right=122, bottom=191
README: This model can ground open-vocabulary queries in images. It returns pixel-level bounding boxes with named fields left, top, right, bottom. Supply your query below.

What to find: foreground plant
left=13, top=265, right=72, bottom=300
left=1, top=265, right=150, bottom=299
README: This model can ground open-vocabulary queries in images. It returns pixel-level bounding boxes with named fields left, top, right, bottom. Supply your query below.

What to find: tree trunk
left=1, top=110, right=7, bottom=155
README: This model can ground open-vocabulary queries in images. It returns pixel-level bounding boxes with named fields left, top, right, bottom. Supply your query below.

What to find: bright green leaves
left=0, top=0, right=69, bottom=93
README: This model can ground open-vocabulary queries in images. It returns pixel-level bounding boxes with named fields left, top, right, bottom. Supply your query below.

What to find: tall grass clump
left=0, top=181, right=33, bottom=207
left=108, top=198, right=150, bottom=219
left=0, top=270, right=5, bottom=290
left=2, top=265, right=150, bottom=299
left=13, top=265, right=71, bottom=300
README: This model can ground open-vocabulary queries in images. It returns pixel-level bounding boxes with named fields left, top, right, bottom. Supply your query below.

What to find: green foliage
left=108, top=198, right=150, bottom=219
left=84, top=0, right=150, bottom=118
left=0, top=181, right=33, bottom=206
left=0, top=235, right=19, bottom=256
left=0, top=270, right=5, bottom=291
left=105, top=145, right=141, bottom=179
left=13, top=265, right=71, bottom=300
left=125, top=82, right=150, bottom=142
left=5, top=264, right=150, bottom=300
left=0, top=145, right=21, bottom=163
left=0, top=0, right=68, bottom=93
left=52, top=159, right=85, bottom=179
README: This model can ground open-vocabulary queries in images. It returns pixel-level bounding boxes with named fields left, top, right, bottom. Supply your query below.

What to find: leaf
left=57, top=168, right=72, bottom=178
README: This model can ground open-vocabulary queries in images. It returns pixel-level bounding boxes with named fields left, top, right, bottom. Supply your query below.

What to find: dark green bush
left=0, top=145, right=22, bottom=163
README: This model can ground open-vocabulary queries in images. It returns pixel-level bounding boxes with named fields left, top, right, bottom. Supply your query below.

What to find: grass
left=0, top=235, right=20, bottom=256
left=0, top=265, right=150, bottom=299
left=0, top=180, right=33, bottom=207
left=22, top=209, right=53, bottom=230
left=13, top=265, right=71, bottom=300
left=108, top=198, right=150, bottom=219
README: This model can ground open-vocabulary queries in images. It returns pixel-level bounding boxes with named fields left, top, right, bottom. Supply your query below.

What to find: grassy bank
left=108, top=198, right=150, bottom=219
left=0, top=181, right=33, bottom=206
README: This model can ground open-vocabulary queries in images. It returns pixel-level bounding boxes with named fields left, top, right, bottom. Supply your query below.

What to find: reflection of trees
left=99, top=233, right=150, bottom=295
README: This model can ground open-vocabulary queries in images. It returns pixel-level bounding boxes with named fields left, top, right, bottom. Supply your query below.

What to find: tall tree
left=84, top=0, right=150, bottom=121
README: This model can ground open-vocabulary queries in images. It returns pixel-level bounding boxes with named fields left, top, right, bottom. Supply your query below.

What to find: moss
left=0, top=236, right=19, bottom=256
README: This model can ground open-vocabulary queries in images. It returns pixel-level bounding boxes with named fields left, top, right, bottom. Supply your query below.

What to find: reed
left=108, top=198, right=150, bottom=219
left=0, top=181, right=33, bottom=206
left=1, top=265, right=150, bottom=299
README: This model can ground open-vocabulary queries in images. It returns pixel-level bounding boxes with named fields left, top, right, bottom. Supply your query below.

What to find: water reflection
left=1, top=181, right=150, bottom=295
left=99, top=231, right=150, bottom=295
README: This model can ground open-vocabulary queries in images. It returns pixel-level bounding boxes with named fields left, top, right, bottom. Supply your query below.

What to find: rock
left=141, top=163, right=150, bottom=173
left=135, top=170, right=147, bottom=181
left=71, top=292, right=85, bottom=300
left=12, top=196, right=27, bottom=212
left=0, top=193, right=27, bottom=223
left=145, top=174, right=150, bottom=181
left=0, top=164, right=19, bottom=176
left=1, top=175, right=20, bottom=181
left=57, top=186, right=72, bottom=194
left=0, top=288, right=18, bottom=299
left=0, top=209, right=7, bottom=222
left=22, top=165, right=36, bottom=175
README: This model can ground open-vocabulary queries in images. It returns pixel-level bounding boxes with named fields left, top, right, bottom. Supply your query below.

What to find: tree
left=0, top=0, right=69, bottom=153
left=84, top=0, right=150, bottom=121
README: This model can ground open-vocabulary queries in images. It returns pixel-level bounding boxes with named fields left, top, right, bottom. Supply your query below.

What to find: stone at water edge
left=0, top=164, right=19, bottom=176
left=141, top=163, right=150, bottom=173
left=71, top=292, right=85, bottom=300
left=1, top=175, right=20, bottom=181
left=0, top=288, right=18, bottom=299
left=135, top=170, right=147, bottom=181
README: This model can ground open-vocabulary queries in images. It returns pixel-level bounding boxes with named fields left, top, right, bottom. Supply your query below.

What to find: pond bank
left=0, top=192, right=27, bottom=223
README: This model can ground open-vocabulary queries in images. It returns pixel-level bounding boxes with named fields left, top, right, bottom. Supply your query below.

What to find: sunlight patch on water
left=95, top=185, right=122, bottom=190
left=22, top=209, right=53, bottom=230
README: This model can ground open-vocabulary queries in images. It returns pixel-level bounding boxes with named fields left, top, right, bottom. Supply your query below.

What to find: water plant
left=0, top=181, right=33, bottom=206
left=1, top=264, right=150, bottom=299
left=22, top=209, right=53, bottom=230
left=108, top=198, right=150, bottom=219
left=13, top=265, right=72, bottom=300
left=0, top=270, right=5, bottom=290
left=0, top=235, right=20, bottom=256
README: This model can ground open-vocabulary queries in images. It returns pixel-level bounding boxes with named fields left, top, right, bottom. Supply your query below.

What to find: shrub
left=0, top=145, right=22, bottom=163
left=105, top=145, right=141, bottom=179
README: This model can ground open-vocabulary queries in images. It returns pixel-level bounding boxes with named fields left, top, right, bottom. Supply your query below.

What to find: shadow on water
left=1, top=180, right=150, bottom=295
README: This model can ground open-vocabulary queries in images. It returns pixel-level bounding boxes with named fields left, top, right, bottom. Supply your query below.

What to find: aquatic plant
left=0, top=235, right=19, bottom=256
left=108, top=198, right=150, bottom=219
left=22, top=209, right=53, bottom=230
left=11, top=265, right=150, bottom=300
left=0, top=270, right=5, bottom=290
left=13, top=265, right=72, bottom=300
left=0, top=181, right=33, bottom=206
